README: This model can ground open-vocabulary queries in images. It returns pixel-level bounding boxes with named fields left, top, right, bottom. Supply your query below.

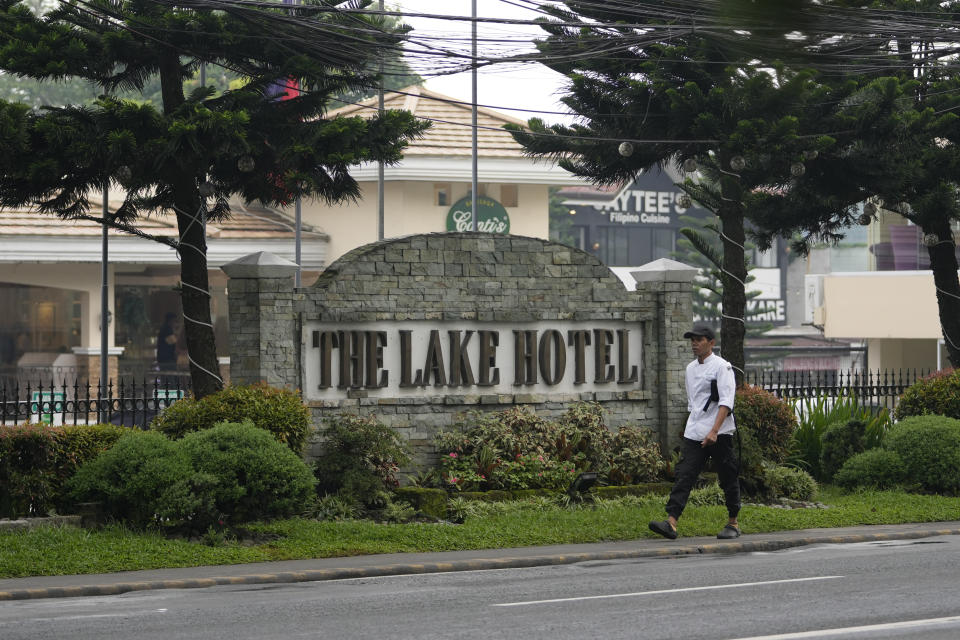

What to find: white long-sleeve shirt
left=684, top=353, right=736, bottom=441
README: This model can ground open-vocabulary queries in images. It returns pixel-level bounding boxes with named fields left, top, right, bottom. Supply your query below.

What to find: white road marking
left=491, top=575, right=843, bottom=607
left=0, top=609, right=167, bottom=625
left=726, top=615, right=960, bottom=639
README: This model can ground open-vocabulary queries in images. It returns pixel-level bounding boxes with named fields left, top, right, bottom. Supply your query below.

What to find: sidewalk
left=2, top=521, right=959, bottom=601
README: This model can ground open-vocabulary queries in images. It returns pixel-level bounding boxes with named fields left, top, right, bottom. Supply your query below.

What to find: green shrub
left=394, top=487, right=448, bottom=519
left=883, top=415, right=960, bottom=495
left=67, top=423, right=315, bottom=529
left=150, top=383, right=310, bottom=454
left=734, top=385, right=797, bottom=464
left=819, top=419, right=868, bottom=482
left=555, top=402, right=614, bottom=476
left=0, top=423, right=130, bottom=518
left=434, top=404, right=663, bottom=492
left=788, top=396, right=892, bottom=479
left=895, top=369, right=960, bottom=420
left=689, top=482, right=724, bottom=506
left=314, top=413, right=411, bottom=509
left=179, top=421, right=316, bottom=525
left=734, top=424, right=770, bottom=500
left=834, top=449, right=907, bottom=491
left=435, top=407, right=574, bottom=491
left=65, top=431, right=195, bottom=527
left=304, top=494, right=359, bottom=521
left=607, top=426, right=665, bottom=485
left=765, top=465, right=817, bottom=501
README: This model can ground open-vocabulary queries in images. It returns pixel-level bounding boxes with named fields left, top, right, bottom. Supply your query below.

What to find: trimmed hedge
left=0, top=423, right=130, bottom=518
left=894, top=369, right=960, bottom=421
left=883, top=415, right=960, bottom=495
left=67, top=422, right=316, bottom=529
left=150, top=383, right=310, bottom=454
left=764, top=465, right=818, bottom=501
left=834, top=449, right=907, bottom=491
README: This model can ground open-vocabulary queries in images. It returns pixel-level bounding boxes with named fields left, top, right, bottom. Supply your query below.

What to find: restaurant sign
left=445, top=196, right=510, bottom=233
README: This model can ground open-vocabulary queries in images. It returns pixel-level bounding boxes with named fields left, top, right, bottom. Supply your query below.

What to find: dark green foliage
left=0, top=0, right=427, bottom=399
left=179, top=421, right=316, bottom=525
left=65, top=431, right=194, bottom=528
left=150, top=383, right=310, bottom=454
left=505, top=2, right=856, bottom=379
left=733, top=423, right=770, bottom=500
left=393, top=487, right=448, bottom=520
left=895, top=369, right=960, bottom=421
left=0, top=423, right=130, bottom=518
left=883, top=415, right=960, bottom=495
left=788, top=396, right=892, bottom=480
left=734, top=385, right=798, bottom=464
left=834, top=449, right=907, bottom=491
left=313, top=413, right=411, bottom=509
left=820, top=419, right=868, bottom=482
left=67, top=423, right=315, bottom=529
left=764, top=466, right=818, bottom=501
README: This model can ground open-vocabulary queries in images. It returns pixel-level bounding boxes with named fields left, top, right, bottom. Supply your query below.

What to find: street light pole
left=100, top=185, right=109, bottom=421
left=471, top=0, right=478, bottom=232
left=377, top=0, right=385, bottom=241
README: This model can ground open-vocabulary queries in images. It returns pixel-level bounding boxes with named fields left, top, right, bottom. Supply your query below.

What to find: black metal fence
left=0, top=376, right=190, bottom=429
left=0, top=368, right=937, bottom=429
left=745, top=368, right=934, bottom=418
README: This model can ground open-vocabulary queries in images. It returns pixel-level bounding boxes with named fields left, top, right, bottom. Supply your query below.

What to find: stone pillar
left=221, top=252, right=300, bottom=389
left=632, top=258, right=697, bottom=454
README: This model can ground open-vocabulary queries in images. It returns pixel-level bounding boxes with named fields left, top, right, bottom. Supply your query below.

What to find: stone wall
left=223, top=233, right=695, bottom=467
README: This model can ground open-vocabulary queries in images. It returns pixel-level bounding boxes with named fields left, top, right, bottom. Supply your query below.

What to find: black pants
left=666, top=435, right=741, bottom=520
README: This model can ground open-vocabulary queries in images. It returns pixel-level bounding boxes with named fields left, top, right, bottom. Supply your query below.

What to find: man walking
left=649, top=323, right=741, bottom=540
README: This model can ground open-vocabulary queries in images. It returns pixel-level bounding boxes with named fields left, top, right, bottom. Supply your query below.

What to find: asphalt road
left=3, top=536, right=960, bottom=640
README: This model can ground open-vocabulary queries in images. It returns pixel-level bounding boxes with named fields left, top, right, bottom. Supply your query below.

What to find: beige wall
left=866, top=338, right=938, bottom=371
left=822, top=272, right=941, bottom=339
left=821, top=271, right=951, bottom=371
left=300, top=180, right=550, bottom=264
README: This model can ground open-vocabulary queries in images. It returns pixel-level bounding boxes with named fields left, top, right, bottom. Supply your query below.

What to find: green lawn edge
left=1, top=488, right=958, bottom=579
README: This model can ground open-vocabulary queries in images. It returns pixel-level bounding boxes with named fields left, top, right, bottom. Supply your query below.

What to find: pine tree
left=506, top=2, right=843, bottom=383
left=745, top=1, right=960, bottom=368
left=0, top=0, right=427, bottom=397
left=673, top=212, right=771, bottom=337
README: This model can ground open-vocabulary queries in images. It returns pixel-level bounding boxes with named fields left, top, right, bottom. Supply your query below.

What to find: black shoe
left=717, top=524, right=741, bottom=539
left=649, top=520, right=678, bottom=540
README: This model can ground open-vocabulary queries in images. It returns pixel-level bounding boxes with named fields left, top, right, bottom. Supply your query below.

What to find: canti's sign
left=303, top=321, right=642, bottom=399
left=445, top=196, right=510, bottom=233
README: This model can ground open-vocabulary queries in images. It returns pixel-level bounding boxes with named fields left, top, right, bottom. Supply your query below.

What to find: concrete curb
left=2, top=527, right=959, bottom=602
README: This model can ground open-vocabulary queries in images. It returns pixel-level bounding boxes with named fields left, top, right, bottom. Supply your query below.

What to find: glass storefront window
left=114, top=268, right=230, bottom=378
left=0, top=283, right=83, bottom=376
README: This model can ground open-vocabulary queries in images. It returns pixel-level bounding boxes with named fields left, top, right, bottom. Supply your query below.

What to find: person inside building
left=156, top=312, right=179, bottom=372
left=649, top=323, right=741, bottom=540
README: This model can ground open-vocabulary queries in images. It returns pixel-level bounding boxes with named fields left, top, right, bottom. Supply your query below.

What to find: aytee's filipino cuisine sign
left=303, top=321, right=643, bottom=399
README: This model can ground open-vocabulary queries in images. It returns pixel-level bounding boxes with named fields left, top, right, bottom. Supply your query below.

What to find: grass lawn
left=1, top=488, right=958, bottom=579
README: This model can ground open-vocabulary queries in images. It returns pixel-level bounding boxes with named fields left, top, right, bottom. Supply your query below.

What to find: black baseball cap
left=683, top=323, right=716, bottom=341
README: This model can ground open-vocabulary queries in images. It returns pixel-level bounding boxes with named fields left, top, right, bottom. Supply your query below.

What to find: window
left=500, top=184, right=518, bottom=207
left=652, top=229, right=674, bottom=260
left=434, top=183, right=452, bottom=207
